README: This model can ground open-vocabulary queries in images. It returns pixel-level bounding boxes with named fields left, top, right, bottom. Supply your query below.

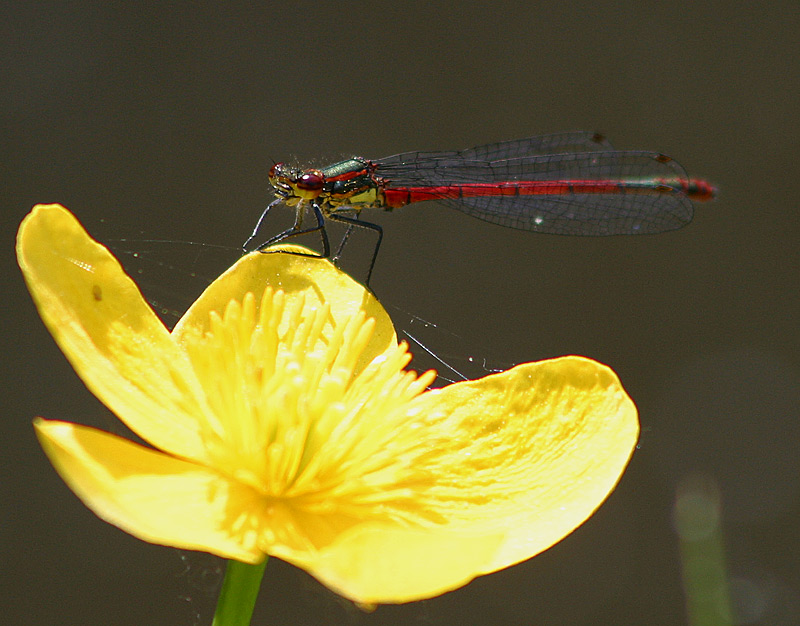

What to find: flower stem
left=211, top=558, right=268, bottom=626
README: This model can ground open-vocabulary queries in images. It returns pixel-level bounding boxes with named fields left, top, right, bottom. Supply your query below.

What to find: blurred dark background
left=4, top=2, right=799, bottom=625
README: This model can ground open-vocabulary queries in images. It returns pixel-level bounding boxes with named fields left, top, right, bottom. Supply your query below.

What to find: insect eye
left=296, top=169, right=324, bottom=191
left=268, top=163, right=286, bottom=184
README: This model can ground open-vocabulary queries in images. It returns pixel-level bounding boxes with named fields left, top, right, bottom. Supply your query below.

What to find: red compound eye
left=268, top=162, right=285, bottom=183
left=296, top=169, right=324, bottom=191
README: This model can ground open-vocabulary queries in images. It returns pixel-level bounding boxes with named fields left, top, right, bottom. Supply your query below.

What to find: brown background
left=3, top=2, right=799, bottom=625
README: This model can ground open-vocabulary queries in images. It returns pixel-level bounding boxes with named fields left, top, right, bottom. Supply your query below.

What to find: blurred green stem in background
left=674, top=474, right=733, bottom=626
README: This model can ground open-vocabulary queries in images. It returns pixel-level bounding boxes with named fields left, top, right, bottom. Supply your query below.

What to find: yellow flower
left=18, top=204, right=639, bottom=605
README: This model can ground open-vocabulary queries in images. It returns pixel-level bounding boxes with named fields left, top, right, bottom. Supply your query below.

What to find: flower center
left=180, top=288, right=435, bottom=510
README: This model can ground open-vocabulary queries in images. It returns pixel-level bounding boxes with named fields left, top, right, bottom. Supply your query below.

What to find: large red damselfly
left=244, top=132, right=716, bottom=282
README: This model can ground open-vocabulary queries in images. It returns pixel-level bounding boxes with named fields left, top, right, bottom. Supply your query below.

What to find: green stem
left=211, top=558, right=268, bottom=626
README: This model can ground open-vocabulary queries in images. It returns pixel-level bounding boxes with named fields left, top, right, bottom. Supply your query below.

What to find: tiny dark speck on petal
left=92, top=285, right=102, bottom=301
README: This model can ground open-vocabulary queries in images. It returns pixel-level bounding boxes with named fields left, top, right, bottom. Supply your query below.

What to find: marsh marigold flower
left=18, top=204, right=639, bottom=604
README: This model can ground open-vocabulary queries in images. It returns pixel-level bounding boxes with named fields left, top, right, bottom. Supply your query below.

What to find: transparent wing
left=376, top=150, right=695, bottom=235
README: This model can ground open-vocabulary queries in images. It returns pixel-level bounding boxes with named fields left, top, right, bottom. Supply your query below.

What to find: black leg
left=327, top=213, right=383, bottom=285
left=242, top=197, right=283, bottom=251
left=333, top=223, right=355, bottom=260
left=251, top=202, right=331, bottom=259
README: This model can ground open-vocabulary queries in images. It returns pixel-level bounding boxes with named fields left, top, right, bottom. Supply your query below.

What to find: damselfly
left=244, top=132, right=716, bottom=282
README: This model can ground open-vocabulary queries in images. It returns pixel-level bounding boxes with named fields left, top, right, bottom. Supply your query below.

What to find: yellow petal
left=407, top=355, right=638, bottom=572
left=288, top=356, right=637, bottom=603
left=34, top=418, right=266, bottom=562
left=17, top=205, right=209, bottom=460
left=295, top=524, right=507, bottom=604
left=173, top=247, right=396, bottom=376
